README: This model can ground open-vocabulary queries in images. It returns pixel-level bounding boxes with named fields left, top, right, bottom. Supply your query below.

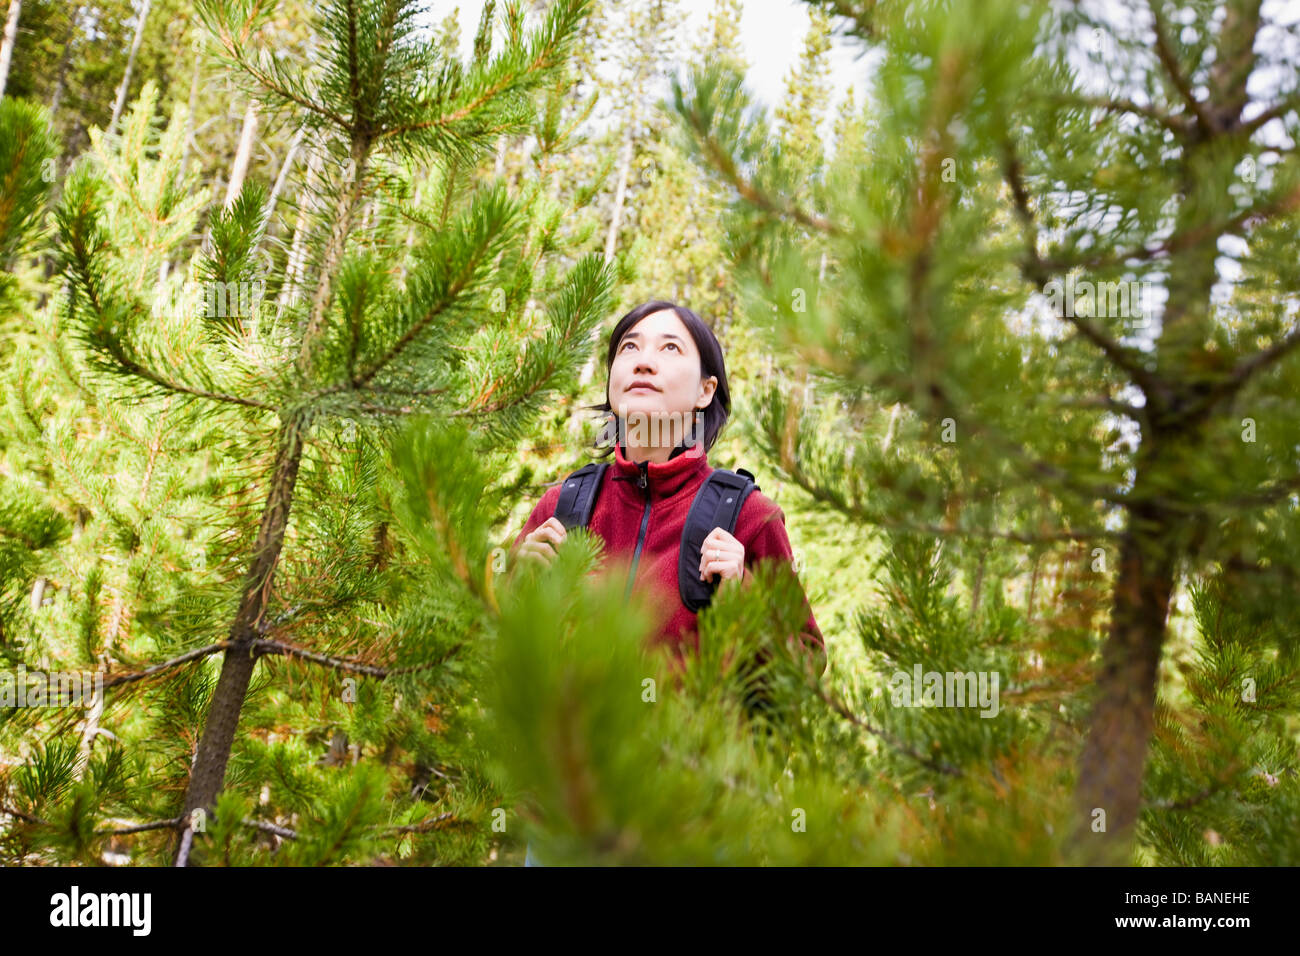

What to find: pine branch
left=250, top=638, right=389, bottom=676
left=96, top=817, right=183, bottom=836
left=815, top=684, right=965, bottom=777
left=450, top=253, right=614, bottom=421
left=385, top=811, right=457, bottom=834
left=0, top=803, right=47, bottom=826
left=88, top=336, right=275, bottom=410
left=1238, top=95, right=1300, bottom=136
left=1049, top=93, right=1189, bottom=136
left=376, top=0, right=593, bottom=145
left=244, top=817, right=298, bottom=840
left=99, top=641, right=232, bottom=691
left=197, top=0, right=350, bottom=131
left=1148, top=0, right=1216, bottom=139
left=349, top=189, right=519, bottom=389
left=1000, top=134, right=1169, bottom=403
left=1034, top=180, right=1300, bottom=275
left=688, top=119, right=843, bottom=237
left=250, top=638, right=465, bottom=677
left=1174, top=323, right=1300, bottom=421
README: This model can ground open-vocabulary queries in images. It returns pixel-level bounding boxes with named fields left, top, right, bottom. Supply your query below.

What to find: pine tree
left=0, top=0, right=616, bottom=866
left=668, top=0, right=1300, bottom=864
left=773, top=6, right=834, bottom=191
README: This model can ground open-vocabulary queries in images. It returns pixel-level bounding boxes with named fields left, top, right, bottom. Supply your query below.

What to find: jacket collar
left=610, top=439, right=710, bottom=502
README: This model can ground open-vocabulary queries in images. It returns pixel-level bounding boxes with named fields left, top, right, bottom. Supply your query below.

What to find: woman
left=508, top=300, right=826, bottom=865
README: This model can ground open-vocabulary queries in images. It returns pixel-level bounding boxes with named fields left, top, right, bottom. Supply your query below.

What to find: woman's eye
left=665, top=342, right=680, bottom=352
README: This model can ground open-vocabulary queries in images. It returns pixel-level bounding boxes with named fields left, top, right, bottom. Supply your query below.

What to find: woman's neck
left=623, top=437, right=693, bottom=465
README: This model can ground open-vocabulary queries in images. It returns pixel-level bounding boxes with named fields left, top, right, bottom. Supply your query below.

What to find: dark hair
left=583, top=300, right=731, bottom=458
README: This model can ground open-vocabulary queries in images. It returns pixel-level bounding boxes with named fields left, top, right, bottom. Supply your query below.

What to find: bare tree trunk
left=178, top=39, right=202, bottom=180
left=223, top=98, right=260, bottom=210
left=107, top=0, right=153, bottom=135
left=0, top=0, right=21, bottom=100
left=881, top=402, right=901, bottom=452
left=73, top=679, right=104, bottom=783
left=969, top=547, right=988, bottom=616
left=30, top=576, right=46, bottom=612
left=578, top=122, right=637, bottom=389
left=278, top=148, right=324, bottom=311
left=157, top=34, right=203, bottom=288
left=1025, top=550, right=1042, bottom=625
left=602, top=125, right=633, bottom=265
left=265, top=123, right=306, bottom=225
left=49, top=6, right=81, bottom=120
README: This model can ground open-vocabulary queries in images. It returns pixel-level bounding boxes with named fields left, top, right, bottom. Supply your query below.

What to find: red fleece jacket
left=509, top=440, right=825, bottom=675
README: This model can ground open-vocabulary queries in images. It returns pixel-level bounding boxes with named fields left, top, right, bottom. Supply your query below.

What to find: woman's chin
left=614, top=401, right=668, bottom=420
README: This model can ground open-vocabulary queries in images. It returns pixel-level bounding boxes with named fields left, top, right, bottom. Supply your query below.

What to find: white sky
left=446, top=0, right=867, bottom=128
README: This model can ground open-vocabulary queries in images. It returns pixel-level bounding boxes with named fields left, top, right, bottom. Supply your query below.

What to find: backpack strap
left=678, top=467, right=760, bottom=613
left=552, top=463, right=609, bottom=530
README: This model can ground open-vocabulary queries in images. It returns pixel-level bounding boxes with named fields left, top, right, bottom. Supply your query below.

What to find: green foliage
left=0, top=98, right=59, bottom=312
left=5, top=0, right=1300, bottom=868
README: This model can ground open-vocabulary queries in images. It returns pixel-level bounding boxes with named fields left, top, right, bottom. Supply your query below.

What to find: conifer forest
left=1, top=0, right=1298, bottom=868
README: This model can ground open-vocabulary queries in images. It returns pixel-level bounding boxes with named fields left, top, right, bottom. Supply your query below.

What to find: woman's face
left=608, top=309, right=717, bottom=441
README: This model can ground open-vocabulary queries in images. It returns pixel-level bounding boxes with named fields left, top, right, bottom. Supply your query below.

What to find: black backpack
left=552, top=461, right=759, bottom=612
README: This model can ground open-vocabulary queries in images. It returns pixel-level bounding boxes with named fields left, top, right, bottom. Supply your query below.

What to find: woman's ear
left=696, top=375, right=718, bottom=409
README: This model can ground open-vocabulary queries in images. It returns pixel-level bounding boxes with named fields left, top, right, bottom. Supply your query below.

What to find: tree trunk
left=602, top=124, right=633, bottom=265
left=222, top=98, right=260, bottom=210
left=108, top=0, right=153, bottom=135
left=173, top=420, right=305, bottom=864
left=1072, top=459, right=1178, bottom=864
left=278, top=148, right=324, bottom=311
left=265, top=123, right=306, bottom=225
left=178, top=39, right=202, bottom=180
left=0, top=0, right=20, bottom=100
left=49, top=6, right=81, bottom=120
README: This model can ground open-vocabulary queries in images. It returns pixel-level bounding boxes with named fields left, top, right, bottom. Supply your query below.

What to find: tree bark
left=602, top=124, right=633, bottom=265
left=173, top=420, right=305, bottom=864
left=222, top=98, right=260, bottom=210
left=265, top=123, right=306, bottom=226
left=278, top=148, right=324, bottom=311
left=108, top=0, right=154, bottom=135
left=49, top=6, right=81, bottom=120
left=1072, top=450, right=1178, bottom=863
left=0, top=0, right=20, bottom=100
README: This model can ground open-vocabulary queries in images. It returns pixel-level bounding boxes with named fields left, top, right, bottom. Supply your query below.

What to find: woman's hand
left=515, top=517, right=568, bottom=568
left=699, top=527, right=745, bottom=584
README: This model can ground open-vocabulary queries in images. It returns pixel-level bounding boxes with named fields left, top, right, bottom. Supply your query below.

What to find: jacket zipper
left=624, top=461, right=652, bottom=599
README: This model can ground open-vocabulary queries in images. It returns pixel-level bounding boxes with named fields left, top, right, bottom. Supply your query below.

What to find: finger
left=530, top=524, right=565, bottom=548
left=700, top=558, right=739, bottom=581
left=542, top=517, right=569, bottom=537
left=700, top=546, right=733, bottom=574
left=519, top=541, right=556, bottom=564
